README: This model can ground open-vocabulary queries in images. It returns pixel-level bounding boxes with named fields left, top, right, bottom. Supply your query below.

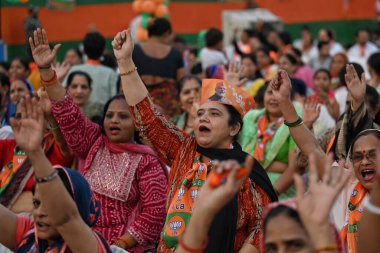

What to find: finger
left=52, top=44, right=62, bottom=58
left=33, top=30, right=39, bottom=47
left=237, top=78, right=248, bottom=87
left=25, top=96, right=32, bottom=119
left=35, top=101, right=45, bottom=125
left=322, top=153, right=333, bottom=184
left=28, top=37, right=35, bottom=51
left=19, top=98, right=27, bottom=120
left=42, top=28, right=49, bottom=44
left=31, top=97, right=38, bottom=121
left=37, top=28, right=43, bottom=45
left=126, top=29, right=132, bottom=42
left=335, top=164, right=351, bottom=193
left=351, top=64, right=359, bottom=80
left=361, top=73, right=366, bottom=86
left=10, top=118, right=20, bottom=132
left=308, top=153, right=318, bottom=186
left=294, top=174, right=305, bottom=204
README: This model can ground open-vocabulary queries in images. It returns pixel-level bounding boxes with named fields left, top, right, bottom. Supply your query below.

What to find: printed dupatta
left=340, top=182, right=367, bottom=253
left=162, top=153, right=208, bottom=248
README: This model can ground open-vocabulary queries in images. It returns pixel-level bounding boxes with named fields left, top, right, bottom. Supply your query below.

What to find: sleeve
left=175, top=49, right=184, bottom=69
left=51, top=93, right=102, bottom=159
left=127, top=155, right=168, bottom=245
left=130, top=96, right=190, bottom=166
left=288, top=137, right=296, bottom=151
left=0, top=140, right=16, bottom=168
left=246, top=184, right=271, bottom=251
left=238, top=110, right=257, bottom=155
left=14, top=216, right=34, bottom=247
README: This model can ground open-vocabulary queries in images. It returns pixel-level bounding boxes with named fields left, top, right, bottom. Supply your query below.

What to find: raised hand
left=270, top=69, right=292, bottom=104
left=194, top=156, right=253, bottom=216
left=112, top=29, right=134, bottom=62
left=345, top=64, right=366, bottom=106
left=52, top=61, right=71, bottom=81
left=37, top=88, right=52, bottom=117
left=294, top=154, right=350, bottom=230
left=29, top=28, right=61, bottom=68
left=223, top=62, right=247, bottom=86
left=10, top=96, right=45, bottom=153
left=303, top=97, right=321, bottom=129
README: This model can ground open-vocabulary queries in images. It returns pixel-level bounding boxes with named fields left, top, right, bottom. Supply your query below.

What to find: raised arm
left=0, top=204, right=17, bottom=250
left=29, top=28, right=101, bottom=158
left=113, top=29, right=190, bottom=165
left=270, top=70, right=326, bottom=176
left=10, top=96, right=99, bottom=253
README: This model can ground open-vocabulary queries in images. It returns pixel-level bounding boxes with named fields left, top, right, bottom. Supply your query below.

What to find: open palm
left=10, top=97, right=45, bottom=153
left=345, top=64, right=366, bottom=103
left=294, top=155, right=350, bottom=227
left=29, top=28, right=61, bottom=67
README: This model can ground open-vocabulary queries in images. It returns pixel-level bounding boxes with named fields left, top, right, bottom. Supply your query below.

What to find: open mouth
left=199, top=125, right=211, bottom=133
left=36, top=221, right=50, bottom=231
left=361, top=169, right=376, bottom=182
left=109, top=126, right=121, bottom=135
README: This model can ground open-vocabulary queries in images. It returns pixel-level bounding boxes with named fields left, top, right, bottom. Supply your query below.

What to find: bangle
left=40, top=71, right=58, bottom=87
left=35, top=170, right=59, bottom=184
left=47, top=121, right=60, bottom=130
left=119, top=67, right=137, bottom=76
left=364, top=197, right=380, bottom=215
left=178, top=234, right=208, bottom=253
left=116, top=236, right=131, bottom=249
left=38, top=65, right=51, bottom=70
left=284, top=116, right=304, bottom=127
left=315, top=244, right=338, bottom=252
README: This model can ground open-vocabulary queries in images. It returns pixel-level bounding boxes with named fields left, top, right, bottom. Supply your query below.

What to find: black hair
left=83, top=32, right=106, bottom=60
left=301, top=25, right=310, bottom=32
left=317, top=40, right=330, bottom=50
left=367, top=52, right=380, bottom=77
left=190, top=63, right=203, bottom=75
left=0, top=61, right=10, bottom=72
left=350, top=129, right=380, bottom=157
left=291, top=47, right=302, bottom=59
left=147, top=18, right=172, bottom=37
left=177, top=74, right=202, bottom=95
left=224, top=104, right=243, bottom=141
left=313, top=68, right=331, bottom=80
left=282, top=53, right=298, bottom=66
left=339, top=62, right=364, bottom=87
left=32, top=169, right=74, bottom=199
left=67, top=48, right=83, bottom=60
left=254, top=82, right=268, bottom=109
left=100, top=52, right=117, bottom=69
left=205, top=28, right=224, bottom=47
left=264, top=205, right=304, bottom=234
left=189, top=48, right=198, bottom=56
left=242, top=28, right=254, bottom=37
left=256, top=46, right=271, bottom=57
left=365, top=84, right=379, bottom=112
left=256, top=81, right=296, bottom=103
left=321, top=28, right=335, bottom=40
left=241, top=53, right=257, bottom=65
left=279, top=32, right=291, bottom=45
left=355, top=28, right=370, bottom=37
left=11, top=58, right=29, bottom=71
left=101, top=94, right=127, bottom=132
left=66, top=71, right=92, bottom=89
left=0, top=73, right=10, bottom=87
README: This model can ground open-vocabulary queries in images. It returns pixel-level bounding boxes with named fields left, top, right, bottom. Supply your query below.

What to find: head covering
left=264, top=199, right=343, bottom=253
left=201, top=79, right=254, bottom=117
left=15, top=167, right=111, bottom=253
left=205, top=65, right=224, bottom=79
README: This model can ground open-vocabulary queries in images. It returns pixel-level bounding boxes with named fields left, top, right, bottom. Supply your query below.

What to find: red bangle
left=40, top=71, right=58, bottom=87
left=116, top=236, right=131, bottom=249
left=178, top=234, right=208, bottom=253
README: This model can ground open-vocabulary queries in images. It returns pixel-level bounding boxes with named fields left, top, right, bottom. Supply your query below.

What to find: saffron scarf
left=340, top=182, right=366, bottom=253
left=253, top=114, right=284, bottom=162
left=15, top=167, right=111, bottom=253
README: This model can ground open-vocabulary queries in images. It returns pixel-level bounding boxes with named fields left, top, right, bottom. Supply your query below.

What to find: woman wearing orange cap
left=113, top=29, right=278, bottom=253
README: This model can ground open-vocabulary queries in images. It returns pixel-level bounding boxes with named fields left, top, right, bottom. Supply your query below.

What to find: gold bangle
left=119, top=67, right=137, bottom=76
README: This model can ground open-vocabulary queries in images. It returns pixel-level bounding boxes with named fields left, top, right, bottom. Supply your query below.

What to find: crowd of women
left=0, top=16, right=379, bottom=253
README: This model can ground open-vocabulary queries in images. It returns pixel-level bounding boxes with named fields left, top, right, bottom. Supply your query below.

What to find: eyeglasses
left=351, top=150, right=377, bottom=164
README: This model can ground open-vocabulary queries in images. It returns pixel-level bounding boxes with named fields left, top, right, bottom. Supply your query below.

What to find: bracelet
left=116, top=236, right=131, bottom=249
left=40, top=71, right=58, bottom=87
left=47, top=121, right=60, bottom=130
left=364, top=197, right=380, bottom=215
left=315, top=244, right=338, bottom=253
left=284, top=116, right=304, bottom=127
left=38, top=65, right=51, bottom=70
left=119, top=67, right=137, bottom=76
left=178, top=234, right=208, bottom=253
left=35, top=170, right=59, bottom=184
